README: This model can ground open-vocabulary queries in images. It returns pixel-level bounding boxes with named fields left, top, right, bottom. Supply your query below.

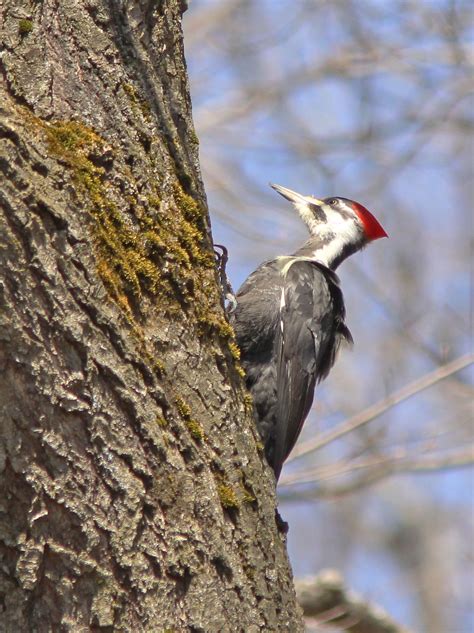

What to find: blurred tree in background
left=185, top=1, right=473, bottom=631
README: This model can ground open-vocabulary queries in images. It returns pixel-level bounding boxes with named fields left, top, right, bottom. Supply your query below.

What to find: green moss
left=186, top=418, right=205, bottom=442
left=229, top=336, right=245, bottom=378
left=235, top=365, right=246, bottom=378
left=39, top=120, right=167, bottom=308
left=197, top=313, right=235, bottom=340
left=228, top=341, right=240, bottom=361
left=243, top=393, right=253, bottom=413
left=148, top=194, right=161, bottom=209
left=175, top=396, right=205, bottom=441
left=148, top=181, right=236, bottom=349
left=175, top=396, right=192, bottom=419
left=171, top=186, right=214, bottom=267
left=228, top=340, right=245, bottom=377
left=217, top=483, right=240, bottom=510
left=29, top=114, right=234, bottom=381
left=143, top=187, right=218, bottom=313
left=24, top=118, right=171, bottom=376
left=19, top=19, right=33, bottom=35
left=173, top=185, right=204, bottom=222
left=216, top=318, right=234, bottom=339
left=152, top=358, right=166, bottom=375
left=44, top=120, right=102, bottom=155
left=123, top=82, right=151, bottom=119
left=156, top=415, right=168, bottom=428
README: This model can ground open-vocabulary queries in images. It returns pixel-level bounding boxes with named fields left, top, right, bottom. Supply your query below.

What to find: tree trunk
left=0, top=1, right=302, bottom=630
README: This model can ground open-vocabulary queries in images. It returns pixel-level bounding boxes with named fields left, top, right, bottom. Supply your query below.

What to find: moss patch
left=228, top=341, right=240, bottom=361
left=175, top=396, right=205, bottom=442
left=41, top=121, right=165, bottom=311
left=17, top=118, right=164, bottom=375
left=186, top=419, right=205, bottom=442
left=19, top=19, right=33, bottom=35
left=235, top=364, right=246, bottom=379
left=122, top=82, right=151, bottom=119
left=243, top=393, right=253, bottom=415
left=35, top=119, right=214, bottom=319
left=217, top=483, right=240, bottom=510
left=24, top=113, right=240, bottom=389
left=241, top=490, right=256, bottom=504
left=175, top=396, right=192, bottom=419
left=155, top=415, right=168, bottom=428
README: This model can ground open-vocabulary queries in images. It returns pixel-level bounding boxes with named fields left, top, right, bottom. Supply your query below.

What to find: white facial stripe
left=295, top=198, right=356, bottom=232
left=318, top=201, right=334, bottom=215
left=311, top=211, right=360, bottom=267
left=321, top=205, right=355, bottom=231
left=311, top=240, right=344, bottom=267
left=294, top=201, right=319, bottom=233
left=290, top=195, right=362, bottom=268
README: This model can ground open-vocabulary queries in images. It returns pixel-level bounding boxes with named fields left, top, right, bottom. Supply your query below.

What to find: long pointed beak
left=270, top=183, right=324, bottom=206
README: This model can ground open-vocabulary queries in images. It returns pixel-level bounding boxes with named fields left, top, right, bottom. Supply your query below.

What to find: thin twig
left=280, top=445, right=474, bottom=490
left=296, top=570, right=413, bottom=633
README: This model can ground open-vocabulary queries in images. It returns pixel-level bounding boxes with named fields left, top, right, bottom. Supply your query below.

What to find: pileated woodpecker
left=231, top=184, right=387, bottom=481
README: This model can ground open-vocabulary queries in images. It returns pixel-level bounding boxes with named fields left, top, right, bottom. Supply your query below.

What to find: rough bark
left=0, top=1, right=302, bottom=630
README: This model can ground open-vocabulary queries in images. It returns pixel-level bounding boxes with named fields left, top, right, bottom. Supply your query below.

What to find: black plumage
left=232, top=257, right=352, bottom=481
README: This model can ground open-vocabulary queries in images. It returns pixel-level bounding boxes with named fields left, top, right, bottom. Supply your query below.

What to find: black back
left=232, top=257, right=352, bottom=480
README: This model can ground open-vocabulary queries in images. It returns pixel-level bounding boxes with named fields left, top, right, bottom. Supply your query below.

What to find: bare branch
left=296, top=570, right=413, bottom=633
left=280, top=445, right=474, bottom=492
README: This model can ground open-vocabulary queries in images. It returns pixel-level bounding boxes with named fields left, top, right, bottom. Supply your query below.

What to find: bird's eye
left=328, top=198, right=338, bottom=206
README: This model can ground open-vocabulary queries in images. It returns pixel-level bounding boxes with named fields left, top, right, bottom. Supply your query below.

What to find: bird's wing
left=232, top=259, right=282, bottom=361
left=272, top=260, right=345, bottom=479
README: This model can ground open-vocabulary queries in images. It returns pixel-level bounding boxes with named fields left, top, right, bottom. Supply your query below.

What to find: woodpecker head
left=271, top=183, right=387, bottom=269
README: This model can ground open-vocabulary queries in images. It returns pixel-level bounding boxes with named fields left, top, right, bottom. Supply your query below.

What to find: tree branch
left=296, top=570, right=413, bottom=633
left=279, top=446, right=474, bottom=495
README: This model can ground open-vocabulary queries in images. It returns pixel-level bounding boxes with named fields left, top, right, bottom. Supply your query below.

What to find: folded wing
left=272, top=260, right=351, bottom=479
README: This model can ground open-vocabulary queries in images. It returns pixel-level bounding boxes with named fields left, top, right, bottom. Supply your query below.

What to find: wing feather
left=272, top=261, right=350, bottom=479
left=233, top=257, right=351, bottom=481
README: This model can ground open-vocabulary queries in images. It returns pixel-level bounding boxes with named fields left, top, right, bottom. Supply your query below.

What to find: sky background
left=184, top=2, right=473, bottom=630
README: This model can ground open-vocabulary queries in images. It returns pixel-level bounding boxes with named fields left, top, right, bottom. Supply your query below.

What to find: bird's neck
left=292, top=234, right=360, bottom=270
